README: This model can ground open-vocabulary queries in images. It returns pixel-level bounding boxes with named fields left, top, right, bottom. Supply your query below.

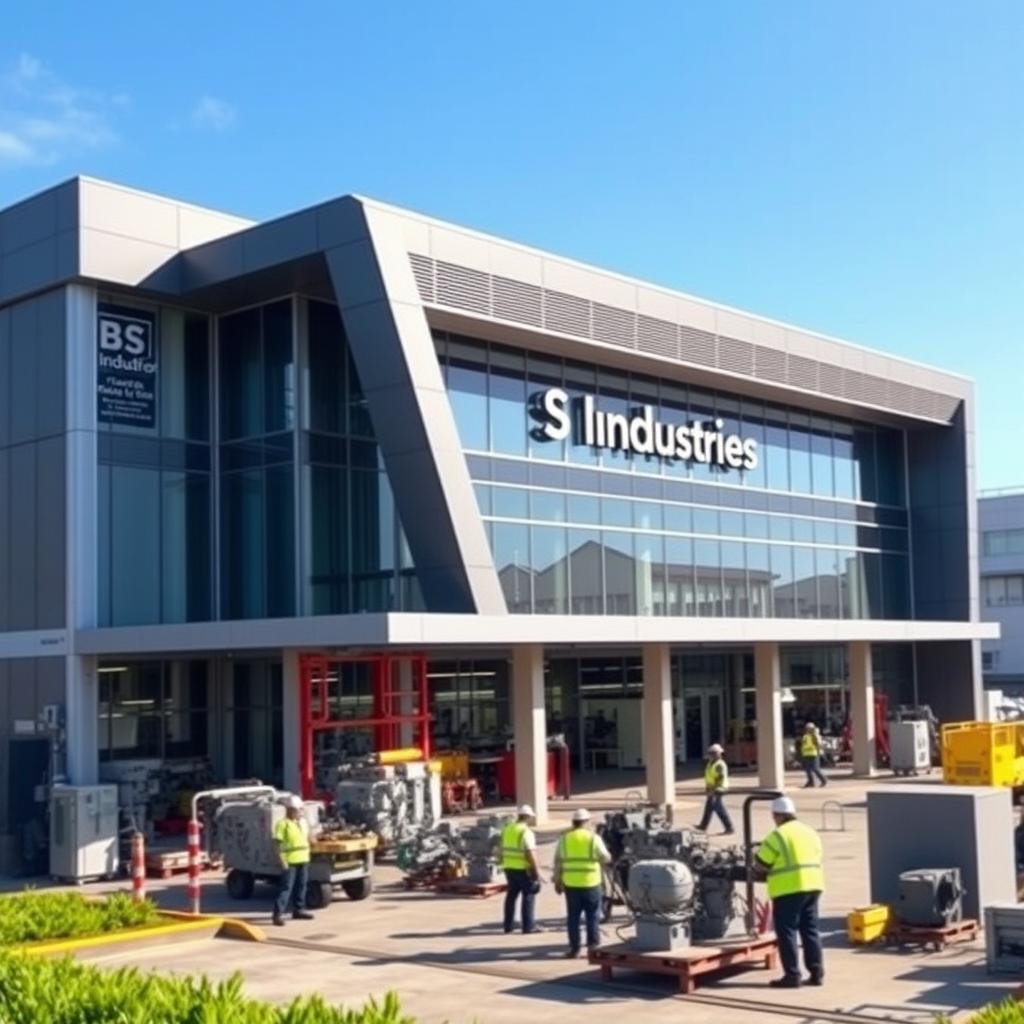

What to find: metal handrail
left=742, top=790, right=782, bottom=935
left=820, top=799, right=847, bottom=832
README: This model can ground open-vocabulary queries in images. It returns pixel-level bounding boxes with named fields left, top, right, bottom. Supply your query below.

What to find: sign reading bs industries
left=97, top=304, right=158, bottom=428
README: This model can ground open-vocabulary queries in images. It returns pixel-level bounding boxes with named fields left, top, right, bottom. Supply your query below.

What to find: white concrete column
left=754, top=642, right=784, bottom=790
left=642, top=643, right=675, bottom=813
left=512, top=644, right=548, bottom=824
left=281, top=650, right=302, bottom=795
left=66, top=654, right=98, bottom=785
left=850, top=641, right=876, bottom=776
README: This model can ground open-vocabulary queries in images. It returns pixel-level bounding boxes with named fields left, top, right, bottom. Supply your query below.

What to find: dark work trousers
left=772, top=890, right=824, bottom=982
left=503, top=869, right=536, bottom=933
left=802, top=756, right=827, bottom=787
left=697, top=792, right=735, bottom=832
left=274, top=862, right=309, bottom=919
left=565, top=885, right=602, bottom=952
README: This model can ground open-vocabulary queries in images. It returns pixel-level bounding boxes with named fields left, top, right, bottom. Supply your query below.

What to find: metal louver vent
left=409, top=254, right=435, bottom=302
left=492, top=275, right=542, bottom=327
left=408, top=253, right=959, bottom=423
left=717, top=336, right=755, bottom=376
left=592, top=303, right=636, bottom=348
left=435, top=260, right=489, bottom=314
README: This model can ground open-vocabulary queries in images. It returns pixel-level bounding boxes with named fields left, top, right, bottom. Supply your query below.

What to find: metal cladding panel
left=867, top=786, right=1015, bottom=921
left=411, top=253, right=963, bottom=424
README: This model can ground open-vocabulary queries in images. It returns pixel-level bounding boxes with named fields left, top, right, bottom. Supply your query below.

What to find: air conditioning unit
left=50, top=785, right=119, bottom=883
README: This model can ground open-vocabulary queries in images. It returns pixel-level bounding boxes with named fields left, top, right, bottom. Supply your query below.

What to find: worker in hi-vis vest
left=754, top=795, right=825, bottom=988
left=553, top=808, right=611, bottom=958
left=694, top=743, right=735, bottom=835
left=800, top=721, right=828, bottom=788
left=272, top=795, right=315, bottom=927
left=500, top=804, right=542, bottom=934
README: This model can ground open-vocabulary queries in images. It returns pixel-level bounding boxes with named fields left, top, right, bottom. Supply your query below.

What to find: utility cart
left=214, top=794, right=377, bottom=910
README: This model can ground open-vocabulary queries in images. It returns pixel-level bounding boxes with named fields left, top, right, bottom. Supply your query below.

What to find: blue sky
left=2, top=3, right=1022, bottom=489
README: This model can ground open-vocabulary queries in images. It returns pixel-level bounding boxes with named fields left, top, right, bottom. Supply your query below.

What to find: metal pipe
left=742, top=789, right=782, bottom=935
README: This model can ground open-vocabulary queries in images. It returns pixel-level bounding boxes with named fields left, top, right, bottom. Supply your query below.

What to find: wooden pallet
left=144, top=850, right=216, bottom=880
left=886, top=918, right=979, bottom=951
left=589, top=936, right=779, bottom=994
left=434, top=879, right=507, bottom=898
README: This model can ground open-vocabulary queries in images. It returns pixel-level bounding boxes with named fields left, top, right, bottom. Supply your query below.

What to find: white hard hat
left=286, top=795, right=304, bottom=810
left=572, top=808, right=591, bottom=823
left=517, top=804, right=535, bottom=818
left=771, top=795, right=797, bottom=816
left=707, top=743, right=724, bottom=755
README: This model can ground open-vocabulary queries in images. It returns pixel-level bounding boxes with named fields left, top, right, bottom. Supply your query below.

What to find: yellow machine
left=941, top=721, right=1024, bottom=788
left=847, top=904, right=891, bottom=944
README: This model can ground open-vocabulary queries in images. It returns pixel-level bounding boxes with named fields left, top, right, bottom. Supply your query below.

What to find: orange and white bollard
left=130, top=831, right=146, bottom=902
left=186, top=818, right=201, bottom=914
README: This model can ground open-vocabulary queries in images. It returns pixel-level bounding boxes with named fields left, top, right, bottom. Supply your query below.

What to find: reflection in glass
left=490, top=348, right=526, bottom=455
left=635, top=533, right=665, bottom=615
left=793, top=547, right=818, bottom=618
left=664, top=536, right=695, bottom=616
left=695, top=539, right=721, bottom=616
left=771, top=545, right=795, bottom=616
left=602, top=531, right=636, bottom=614
left=532, top=525, right=568, bottom=614
left=817, top=547, right=841, bottom=618
left=569, top=528, right=603, bottom=613
left=494, top=522, right=531, bottom=612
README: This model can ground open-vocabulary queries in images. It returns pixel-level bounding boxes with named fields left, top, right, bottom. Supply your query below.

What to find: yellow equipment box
left=848, top=904, right=890, bottom=944
left=941, top=721, right=1024, bottom=788
left=433, top=750, right=470, bottom=780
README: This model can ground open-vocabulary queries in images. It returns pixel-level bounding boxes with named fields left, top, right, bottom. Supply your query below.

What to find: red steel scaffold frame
left=298, top=652, right=431, bottom=799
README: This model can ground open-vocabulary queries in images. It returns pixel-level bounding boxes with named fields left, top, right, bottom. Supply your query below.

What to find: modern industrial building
left=979, top=489, right=1024, bottom=692
left=0, top=176, right=997, bottom=871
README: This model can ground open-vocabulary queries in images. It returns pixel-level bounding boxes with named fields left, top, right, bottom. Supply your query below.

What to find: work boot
left=272, top=914, right=285, bottom=927
left=564, top=948, right=580, bottom=959
left=769, top=976, right=801, bottom=989
left=523, top=926, right=543, bottom=934
left=292, top=910, right=314, bottom=920
left=807, top=972, right=824, bottom=986
left=721, top=828, right=735, bottom=836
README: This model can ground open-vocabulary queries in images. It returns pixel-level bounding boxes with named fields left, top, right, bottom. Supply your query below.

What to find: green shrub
left=0, top=891, right=158, bottom=946
left=936, top=1000, right=1024, bottom=1023
left=0, top=953, right=413, bottom=1023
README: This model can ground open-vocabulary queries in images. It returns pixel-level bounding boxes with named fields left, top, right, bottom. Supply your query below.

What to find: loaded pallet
left=145, top=849, right=217, bottom=880
left=589, top=935, right=779, bottom=994
left=434, top=879, right=507, bottom=898
left=886, top=918, right=979, bottom=952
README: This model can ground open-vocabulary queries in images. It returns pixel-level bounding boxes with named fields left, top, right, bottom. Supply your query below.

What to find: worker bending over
left=501, top=804, right=542, bottom=934
left=694, top=743, right=734, bottom=835
left=553, top=808, right=611, bottom=958
left=272, top=795, right=315, bottom=926
left=754, top=795, right=825, bottom=988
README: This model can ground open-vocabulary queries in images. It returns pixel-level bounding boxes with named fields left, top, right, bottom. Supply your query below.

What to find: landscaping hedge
left=0, top=953, right=413, bottom=1023
left=937, top=1000, right=1024, bottom=1023
left=0, top=891, right=157, bottom=946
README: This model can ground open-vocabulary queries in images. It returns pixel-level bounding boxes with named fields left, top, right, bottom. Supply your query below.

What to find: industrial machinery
left=628, top=859, right=696, bottom=951
left=985, top=903, right=1024, bottom=974
left=397, top=815, right=508, bottom=888
left=895, top=868, right=963, bottom=928
left=331, top=754, right=442, bottom=851
left=596, top=800, right=750, bottom=942
left=214, top=791, right=376, bottom=909
left=49, top=784, right=119, bottom=883
left=889, top=720, right=932, bottom=776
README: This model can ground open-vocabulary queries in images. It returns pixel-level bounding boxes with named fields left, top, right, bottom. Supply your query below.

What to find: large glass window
left=984, top=530, right=1024, bottom=557
left=984, top=575, right=1024, bottom=606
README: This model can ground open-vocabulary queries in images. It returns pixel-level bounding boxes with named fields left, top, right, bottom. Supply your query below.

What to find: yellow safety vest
left=501, top=821, right=531, bottom=871
left=759, top=820, right=824, bottom=900
left=705, top=758, right=729, bottom=793
left=273, top=817, right=311, bottom=866
left=558, top=828, right=602, bottom=889
left=801, top=732, right=819, bottom=757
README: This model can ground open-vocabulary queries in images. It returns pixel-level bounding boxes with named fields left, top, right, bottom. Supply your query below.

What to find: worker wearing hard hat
left=754, top=795, right=825, bottom=988
left=501, top=804, right=542, bottom=934
left=800, top=721, right=828, bottom=788
left=272, top=795, right=314, bottom=927
left=694, top=743, right=735, bottom=835
left=553, top=808, right=612, bottom=958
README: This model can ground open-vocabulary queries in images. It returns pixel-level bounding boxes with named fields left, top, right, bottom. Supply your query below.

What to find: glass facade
left=438, top=332, right=913, bottom=620
left=98, top=295, right=421, bottom=626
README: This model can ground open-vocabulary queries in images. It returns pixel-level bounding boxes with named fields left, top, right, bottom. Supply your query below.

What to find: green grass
left=0, top=891, right=158, bottom=946
left=0, top=953, right=413, bottom=1023
left=936, top=1000, right=1024, bottom=1023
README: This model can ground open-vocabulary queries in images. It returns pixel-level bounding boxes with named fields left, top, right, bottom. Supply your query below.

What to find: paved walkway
left=62, top=770, right=1019, bottom=1023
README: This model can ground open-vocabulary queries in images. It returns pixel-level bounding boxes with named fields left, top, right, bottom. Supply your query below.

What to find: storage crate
left=433, top=750, right=470, bottom=781
left=941, top=721, right=1024, bottom=788
left=848, top=904, right=891, bottom=944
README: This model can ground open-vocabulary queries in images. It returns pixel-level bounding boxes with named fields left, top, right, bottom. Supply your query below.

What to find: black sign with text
left=97, top=304, right=158, bottom=428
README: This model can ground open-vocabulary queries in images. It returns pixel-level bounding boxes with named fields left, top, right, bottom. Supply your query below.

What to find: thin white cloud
left=192, top=95, right=236, bottom=132
left=0, top=52, right=122, bottom=168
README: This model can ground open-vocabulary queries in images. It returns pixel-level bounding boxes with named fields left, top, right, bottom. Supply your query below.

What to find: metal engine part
left=398, top=815, right=509, bottom=887
left=628, top=859, right=696, bottom=951
left=599, top=803, right=748, bottom=947
left=896, top=868, right=963, bottom=928
left=461, top=816, right=505, bottom=884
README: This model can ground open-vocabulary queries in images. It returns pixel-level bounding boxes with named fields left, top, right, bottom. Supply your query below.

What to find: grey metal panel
left=241, top=210, right=317, bottom=274
left=34, top=435, right=65, bottom=630
left=35, top=655, right=64, bottom=704
left=0, top=189, right=58, bottom=256
left=7, top=658, right=34, bottom=720
left=867, top=786, right=1015, bottom=921
left=8, top=300, right=36, bottom=446
left=915, top=641, right=977, bottom=722
left=0, top=306, right=9, bottom=449
left=35, top=290, right=66, bottom=437
left=7, top=445, right=36, bottom=631
left=0, top=236, right=59, bottom=301
left=0, top=449, right=7, bottom=631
